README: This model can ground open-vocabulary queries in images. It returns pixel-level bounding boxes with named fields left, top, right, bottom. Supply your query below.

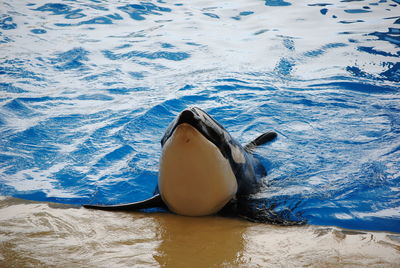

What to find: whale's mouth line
left=162, top=107, right=227, bottom=156
left=169, top=109, right=202, bottom=138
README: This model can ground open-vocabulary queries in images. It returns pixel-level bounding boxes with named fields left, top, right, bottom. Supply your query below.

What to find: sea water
left=0, top=0, right=399, bottom=236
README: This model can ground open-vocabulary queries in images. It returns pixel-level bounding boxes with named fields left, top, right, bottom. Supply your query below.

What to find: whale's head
left=158, top=107, right=239, bottom=216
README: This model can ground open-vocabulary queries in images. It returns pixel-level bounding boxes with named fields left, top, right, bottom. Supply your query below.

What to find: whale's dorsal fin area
left=83, top=194, right=166, bottom=211
left=244, top=131, right=277, bottom=153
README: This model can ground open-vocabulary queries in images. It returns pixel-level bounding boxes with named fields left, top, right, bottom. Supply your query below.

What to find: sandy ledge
left=0, top=196, right=399, bottom=267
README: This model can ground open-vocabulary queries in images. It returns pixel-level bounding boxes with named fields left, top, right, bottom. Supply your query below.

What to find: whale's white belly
left=158, top=123, right=237, bottom=216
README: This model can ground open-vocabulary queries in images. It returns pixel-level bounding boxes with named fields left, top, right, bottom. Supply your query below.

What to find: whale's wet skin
left=0, top=0, right=399, bottom=266
left=84, top=107, right=279, bottom=221
left=159, top=123, right=238, bottom=216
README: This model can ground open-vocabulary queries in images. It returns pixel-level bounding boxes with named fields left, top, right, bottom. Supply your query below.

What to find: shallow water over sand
left=1, top=196, right=399, bottom=267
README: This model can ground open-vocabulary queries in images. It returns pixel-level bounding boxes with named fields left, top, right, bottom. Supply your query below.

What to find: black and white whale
left=84, top=107, right=278, bottom=219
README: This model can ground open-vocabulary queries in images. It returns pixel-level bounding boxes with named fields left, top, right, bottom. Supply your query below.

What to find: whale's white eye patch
left=230, top=144, right=246, bottom=164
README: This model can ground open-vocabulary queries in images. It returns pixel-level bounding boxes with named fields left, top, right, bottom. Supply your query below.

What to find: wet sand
left=0, top=196, right=399, bottom=267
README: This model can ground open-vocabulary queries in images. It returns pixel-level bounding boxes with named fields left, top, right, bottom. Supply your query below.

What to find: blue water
left=0, top=0, right=399, bottom=232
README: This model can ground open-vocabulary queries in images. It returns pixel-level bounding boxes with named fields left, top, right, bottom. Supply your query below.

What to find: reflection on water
left=1, top=197, right=399, bottom=267
left=155, top=215, right=247, bottom=267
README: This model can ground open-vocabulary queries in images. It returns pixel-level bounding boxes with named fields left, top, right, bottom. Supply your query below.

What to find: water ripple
left=0, top=0, right=399, bottom=233
left=118, top=3, right=172, bottom=21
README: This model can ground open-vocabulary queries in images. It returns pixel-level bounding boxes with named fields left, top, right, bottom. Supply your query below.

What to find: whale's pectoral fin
left=244, top=131, right=277, bottom=153
left=83, top=194, right=166, bottom=211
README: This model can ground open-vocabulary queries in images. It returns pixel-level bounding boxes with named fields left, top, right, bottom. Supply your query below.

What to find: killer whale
left=84, top=107, right=277, bottom=218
